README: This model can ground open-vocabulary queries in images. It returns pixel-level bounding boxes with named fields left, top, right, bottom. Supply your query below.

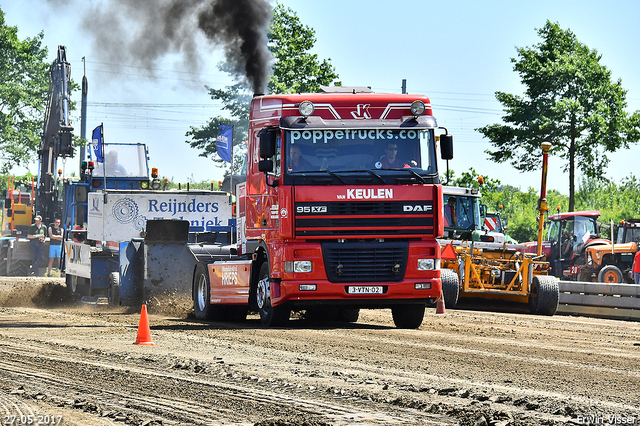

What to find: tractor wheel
left=529, top=275, right=559, bottom=316
left=8, top=260, right=29, bottom=277
left=578, top=271, right=594, bottom=282
left=256, top=262, right=290, bottom=327
left=391, top=304, right=426, bottom=329
left=597, top=265, right=624, bottom=284
left=441, top=268, right=459, bottom=309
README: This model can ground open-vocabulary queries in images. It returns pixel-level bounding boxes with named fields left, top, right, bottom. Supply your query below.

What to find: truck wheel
left=338, top=308, right=360, bottom=323
left=66, top=274, right=78, bottom=296
left=256, top=262, right=290, bottom=327
left=108, top=272, right=120, bottom=306
left=0, top=246, right=8, bottom=276
left=391, top=304, right=425, bottom=329
left=597, top=265, right=624, bottom=283
left=193, top=263, right=222, bottom=321
left=441, top=268, right=459, bottom=309
left=529, top=275, right=559, bottom=316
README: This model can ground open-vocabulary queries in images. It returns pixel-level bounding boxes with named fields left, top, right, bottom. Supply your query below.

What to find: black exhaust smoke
left=79, top=0, right=273, bottom=94
left=197, top=0, right=273, bottom=95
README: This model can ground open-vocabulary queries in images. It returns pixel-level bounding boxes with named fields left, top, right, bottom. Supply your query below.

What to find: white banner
left=88, top=191, right=233, bottom=242
left=64, top=241, right=92, bottom=279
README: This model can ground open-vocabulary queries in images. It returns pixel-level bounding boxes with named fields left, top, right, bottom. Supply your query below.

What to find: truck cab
left=222, top=88, right=453, bottom=328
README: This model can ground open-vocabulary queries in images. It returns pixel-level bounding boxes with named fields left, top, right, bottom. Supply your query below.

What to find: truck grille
left=295, top=201, right=434, bottom=237
left=322, top=241, right=408, bottom=283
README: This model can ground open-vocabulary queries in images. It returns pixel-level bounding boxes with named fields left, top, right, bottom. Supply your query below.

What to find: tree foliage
left=0, top=7, right=50, bottom=173
left=446, top=167, right=502, bottom=193
left=477, top=20, right=640, bottom=211
left=456, top=165, right=640, bottom=243
left=185, top=3, right=339, bottom=172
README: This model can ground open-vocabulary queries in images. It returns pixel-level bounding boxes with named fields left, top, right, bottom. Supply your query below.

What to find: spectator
left=28, top=215, right=46, bottom=276
left=47, top=218, right=63, bottom=277
left=633, top=249, right=640, bottom=284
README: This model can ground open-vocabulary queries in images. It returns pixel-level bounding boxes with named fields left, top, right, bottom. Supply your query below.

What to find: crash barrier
left=557, top=281, right=640, bottom=321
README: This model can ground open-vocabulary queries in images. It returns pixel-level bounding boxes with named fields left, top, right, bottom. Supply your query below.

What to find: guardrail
left=557, top=281, right=640, bottom=320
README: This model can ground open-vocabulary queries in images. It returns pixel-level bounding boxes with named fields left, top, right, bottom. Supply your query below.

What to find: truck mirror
left=440, top=134, right=453, bottom=160
left=6, top=209, right=12, bottom=217
left=259, top=130, right=277, bottom=159
left=480, top=204, right=487, bottom=218
left=258, top=159, right=274, bottom=172
left=4, top=198, right=10, bottom=209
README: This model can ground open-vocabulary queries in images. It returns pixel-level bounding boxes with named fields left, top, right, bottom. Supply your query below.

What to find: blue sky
left=3, top=0, right=639, bottom=194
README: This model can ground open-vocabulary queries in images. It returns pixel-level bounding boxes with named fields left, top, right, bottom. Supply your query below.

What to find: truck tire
left=338, top=308, right=360, bottom=323
left=108, top=272, right=120, bottom=306
left=0, top=246, right=8, bottom=276
left=528, top=275, right=559, bottom=316
left=256, top=262, right=290, bottom=327
left=66, top=274, right=78, bottom=296
left=441, top=268, right=459, bottom=309
left=391, top=304, right=425, bottom=329
left=193, top=262, right=224, bottom=321
left=597, top=265, right=624, bottom=283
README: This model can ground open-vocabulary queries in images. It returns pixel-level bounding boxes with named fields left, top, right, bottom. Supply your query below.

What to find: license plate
left=347, top=286, right=383, bottom=294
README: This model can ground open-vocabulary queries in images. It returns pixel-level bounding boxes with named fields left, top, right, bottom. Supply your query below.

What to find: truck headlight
left=411, top=100, right=426, bottom=117
left=298, top=101, right=315, bottom=118
left=418, top=258, right=440, bottom=270
left=285, top=260, right=312, bottom=273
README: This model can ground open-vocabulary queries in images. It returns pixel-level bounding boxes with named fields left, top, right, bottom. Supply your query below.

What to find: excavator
left=0, top=46, right=74, bottom=276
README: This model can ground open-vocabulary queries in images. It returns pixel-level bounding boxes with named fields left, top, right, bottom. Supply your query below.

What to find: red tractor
left=523, top=211, right=636, bottom=283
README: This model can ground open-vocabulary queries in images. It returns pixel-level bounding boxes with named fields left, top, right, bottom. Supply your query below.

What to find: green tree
left=477, top=20, right=640, bottom=212
left=186, top=3, right=339, bottom=170
left=0, top=8, right=49, bottom=173
left=448, top=167, right=502, bottom=193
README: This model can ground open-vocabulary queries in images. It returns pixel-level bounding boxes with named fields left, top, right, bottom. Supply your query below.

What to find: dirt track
left=0, top=277, right=639, bottom=426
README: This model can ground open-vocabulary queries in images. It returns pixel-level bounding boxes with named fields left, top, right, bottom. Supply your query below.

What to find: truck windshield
left=93, top=143, right=149, bottom=178
left=283, top=129, right=436, bottom=174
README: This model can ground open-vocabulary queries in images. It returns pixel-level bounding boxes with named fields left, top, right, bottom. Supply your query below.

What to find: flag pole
left=101, top=123, right=107, bottom=203
left=230, top=125, right=234, bottom=197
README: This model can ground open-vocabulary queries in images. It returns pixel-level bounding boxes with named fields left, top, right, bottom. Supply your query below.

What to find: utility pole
left=80, top=57, right=88, bottom=173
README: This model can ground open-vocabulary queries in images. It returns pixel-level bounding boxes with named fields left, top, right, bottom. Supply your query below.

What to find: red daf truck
left=192, top=87, right=453, bottom=328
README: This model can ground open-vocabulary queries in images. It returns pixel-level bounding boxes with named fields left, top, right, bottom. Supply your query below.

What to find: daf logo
left=403, top=205, right=432, bottom=212
left=296, top=206, right=328, bottom=214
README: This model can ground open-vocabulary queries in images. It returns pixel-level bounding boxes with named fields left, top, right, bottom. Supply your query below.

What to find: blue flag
left=216, top=125, right=233, bottom=163
left=92, top=124, right=104, bottom=163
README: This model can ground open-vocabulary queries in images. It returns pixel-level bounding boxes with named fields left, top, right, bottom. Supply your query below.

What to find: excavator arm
left=36, top=45, right=74, bottom=225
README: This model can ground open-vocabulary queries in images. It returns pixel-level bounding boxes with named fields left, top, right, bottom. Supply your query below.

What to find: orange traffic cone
left=435, top=291, right=446, bottom=314
left=133, top=304, right=155, bottom=345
